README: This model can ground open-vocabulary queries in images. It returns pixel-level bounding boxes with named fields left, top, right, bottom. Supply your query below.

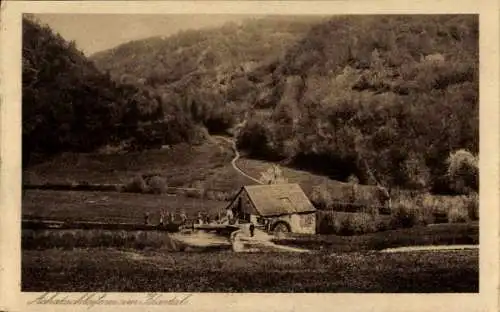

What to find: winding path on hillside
left=212, top=135, right=263, bottom=185
left=210, top=114, right=264, bottom=185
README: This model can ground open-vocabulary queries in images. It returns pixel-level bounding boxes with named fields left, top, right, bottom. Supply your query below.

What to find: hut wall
left=292, top=213, right=316, bottom=234
left=226, top=191, right=258, bottom=219
left=269, top=213, right=316, bottom=234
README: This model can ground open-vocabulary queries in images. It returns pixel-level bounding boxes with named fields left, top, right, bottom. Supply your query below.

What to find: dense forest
left=90, top=16, right=326, bottom=133
left=92, top=15, right=478, bottom=194
left=22, top=15, right=206, bottom=167
left=25, top=15, right=479, bottom=194
left=235, top=15, right=479, bottom=193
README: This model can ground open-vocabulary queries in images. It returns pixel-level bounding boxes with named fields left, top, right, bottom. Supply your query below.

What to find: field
left=24, top=139, right=256, bottom=191
left=22, top=190, right=228, bottom=223
left=24, top=138, right=355, bottom=194
left=22, top=248, right=478, bottom=292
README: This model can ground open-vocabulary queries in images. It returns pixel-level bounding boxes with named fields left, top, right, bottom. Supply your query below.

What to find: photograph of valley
left=22, top=13, right=479, bottom=293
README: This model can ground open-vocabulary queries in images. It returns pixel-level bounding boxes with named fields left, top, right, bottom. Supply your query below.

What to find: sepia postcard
left=1, top=1, right=499, bottom=312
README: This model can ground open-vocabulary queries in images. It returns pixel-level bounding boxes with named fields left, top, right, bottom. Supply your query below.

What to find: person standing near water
left=225, top=208, right=234, bottom=224
left=165, top=210, right=171, bottom=224
left=144, top=212, right=149, bottom=225
left=180, top=210, right=187, bottom=224
left=249, top=223, right=255, bottom=237
left=159, top=209, right=165, bottom=226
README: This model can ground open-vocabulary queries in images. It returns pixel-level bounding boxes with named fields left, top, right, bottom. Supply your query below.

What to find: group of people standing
left=142, top=207, right=246, bottom=227
left=143, top=209, right=188, bottom=226
left=195, top=208, right=233, bottom=225
left=191, top=207, right=238, bottom=225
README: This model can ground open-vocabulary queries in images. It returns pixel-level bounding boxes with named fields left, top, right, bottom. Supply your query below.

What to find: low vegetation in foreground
left=274, top=223, right=478, bottom=252
left=21, top=221, right=478, bottom=252
left=22, top=248, right=478, bottom=292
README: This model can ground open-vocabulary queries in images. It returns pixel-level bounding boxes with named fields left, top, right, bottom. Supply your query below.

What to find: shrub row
left=316, top=192, right=478, bottom=235
left=309, top=183, right=387, bottom=212
left=316, top=211, right=391, bottom=235
left=391, top=192, right=479, bottom=224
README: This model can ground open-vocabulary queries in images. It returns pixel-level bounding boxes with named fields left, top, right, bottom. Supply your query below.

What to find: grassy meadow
left=24, top=140, right=253, bottom=189
left=22, top=247, right=478, bottom=292
left=22, top=190, right=227, bottom=224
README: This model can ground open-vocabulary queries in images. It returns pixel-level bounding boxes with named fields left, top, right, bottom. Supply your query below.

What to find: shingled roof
left=241, top=183, right=316, bottom=217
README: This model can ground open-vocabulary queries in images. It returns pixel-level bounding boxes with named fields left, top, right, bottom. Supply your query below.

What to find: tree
left=446, top=149, right=478, bottom=194
left=259, top=165, right=288, bottom=184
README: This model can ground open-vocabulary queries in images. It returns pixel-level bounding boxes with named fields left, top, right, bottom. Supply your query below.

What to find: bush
left=317, top=213, right=336, bottom=234
left=420, top=193, right=441, bottom=214
left=310, top=184, right=333, bottom=210
left=447, top=149, right=479, bottom=194
left=317, top=211, right=377, bottom=235
left=392, top=193, right=438, bottom=225
left=236, top=118, right=278, bottom=160
left=390, top=201, right=419, bottom=228
left=448, top=205, right=469, bottom=223
left=123, top=175, right=149, bottom=193
left=375, top=218, right=393, bottom=232
left=466, top=192, right=479, bottom=221
left=147, top=176, right=168, bottom=194
left=121, top=174, right=169, bottom=194
left=339, top=213, right=377, bottom=235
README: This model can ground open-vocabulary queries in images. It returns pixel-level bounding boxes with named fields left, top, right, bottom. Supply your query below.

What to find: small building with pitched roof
left=225, top=183, right=317, bottom=234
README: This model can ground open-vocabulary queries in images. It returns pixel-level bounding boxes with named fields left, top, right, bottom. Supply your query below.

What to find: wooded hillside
left=22, top=16, right=205, bottom=166
left=90, top=16, right=325, bottom=133
left=27, top=15, right=478, bottom=194
left=235, top=15, right=478, bottom=193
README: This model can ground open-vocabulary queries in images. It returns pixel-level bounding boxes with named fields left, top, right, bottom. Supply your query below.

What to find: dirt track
left=380, top=245, right=479, bottom=253
left=212, top=135, right=263, bottom=185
